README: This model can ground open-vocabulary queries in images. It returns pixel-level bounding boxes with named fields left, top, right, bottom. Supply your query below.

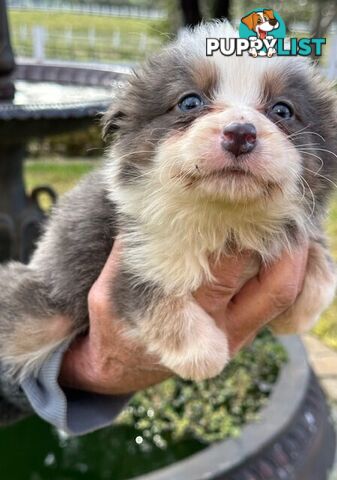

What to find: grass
left=9, top=9, right=167, bottom=62
left=25, top=158, right=96, bottom=196
left=24, top=158, right=337, bottom=351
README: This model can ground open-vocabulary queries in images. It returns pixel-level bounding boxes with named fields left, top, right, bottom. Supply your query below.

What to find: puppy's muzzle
left=222, top=123, right=257, bottom=157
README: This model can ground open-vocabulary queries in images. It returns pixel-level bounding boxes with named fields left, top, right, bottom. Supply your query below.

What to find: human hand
left=59, top=240, right=308, bottom=394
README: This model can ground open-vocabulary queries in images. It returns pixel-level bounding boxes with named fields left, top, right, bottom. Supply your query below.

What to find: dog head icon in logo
left=241, top=9, right=279, bottom=40
left=240, top=8, right=286, bottom=57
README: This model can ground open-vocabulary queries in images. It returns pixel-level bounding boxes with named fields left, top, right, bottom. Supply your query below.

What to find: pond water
left=6, top=81, right=116, bottom=107
left=0, top=414, right=203, bottom=480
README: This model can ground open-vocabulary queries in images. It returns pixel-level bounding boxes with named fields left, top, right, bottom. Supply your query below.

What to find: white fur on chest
left=107, top=168, right=309, bottom=294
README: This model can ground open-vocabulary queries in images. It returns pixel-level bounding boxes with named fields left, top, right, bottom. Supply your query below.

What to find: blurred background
left=7, top=0, right=337, bottom=156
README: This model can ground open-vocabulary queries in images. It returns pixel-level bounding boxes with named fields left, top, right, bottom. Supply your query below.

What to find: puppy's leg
left=114, top=259, right=230, bottom=381
left=269, top=240, right=337, bottom=334
left=0, top=262, right=73, bottom=379
left=138, top=295, right=229, bottom=381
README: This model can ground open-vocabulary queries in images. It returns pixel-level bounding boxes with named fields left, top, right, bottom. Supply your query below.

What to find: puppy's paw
left=163, top=324, right=229, bottom=381
left=267, top=48, right=276, bottom=57
left=249, top=48, right=258, bottom=58
left=145, top=299, right=229, bottom=381
left=270, top=242, right=337, bottom=334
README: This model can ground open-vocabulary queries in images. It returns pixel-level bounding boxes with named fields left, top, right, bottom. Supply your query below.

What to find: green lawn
left=24, top=159, right=337, bottom=351
left=25, top=158, right=96, bottom=196
left=9, top=9, right=167, bottom=62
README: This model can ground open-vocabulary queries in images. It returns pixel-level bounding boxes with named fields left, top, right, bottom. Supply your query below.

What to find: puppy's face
left=105, top=23, right=337, bottom=218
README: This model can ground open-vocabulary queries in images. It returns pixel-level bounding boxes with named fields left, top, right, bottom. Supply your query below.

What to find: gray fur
left=31, top=172, right=117, bottom=325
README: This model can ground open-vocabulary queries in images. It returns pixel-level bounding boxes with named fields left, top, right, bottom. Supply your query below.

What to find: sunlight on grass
left=24, top=159, right=337, bottom=351
left=25, top=158, right=96, bottom=210
left=25, top=158, right=96, bottom=196
left=9, top=10, right=158, bottom=36
left=9, top=10, right=166, bottom=62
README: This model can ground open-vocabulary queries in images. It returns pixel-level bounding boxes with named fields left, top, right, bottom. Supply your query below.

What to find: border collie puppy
left=1, top=22, right=336, bottom=381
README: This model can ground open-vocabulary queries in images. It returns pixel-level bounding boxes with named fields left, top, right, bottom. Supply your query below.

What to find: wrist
left=59, top=337, right=125, bottom=395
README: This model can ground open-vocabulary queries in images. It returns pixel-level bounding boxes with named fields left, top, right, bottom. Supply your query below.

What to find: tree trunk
left=212, top=0, right=231, bottom=20
left=310, top=0, right=337, bottom=59
left=311, top=0, right=337, bottom=38
left=180, top=0, right=202, bottom=26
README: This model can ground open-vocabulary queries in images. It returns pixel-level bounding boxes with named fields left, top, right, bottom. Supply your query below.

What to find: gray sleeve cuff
left=21, top=341, right=131, bottom=436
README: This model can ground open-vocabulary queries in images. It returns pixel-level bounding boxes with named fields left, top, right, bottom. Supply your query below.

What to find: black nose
left=269, top=18, right=277, bottom=26
left=222, top=123, right=257, bottom=157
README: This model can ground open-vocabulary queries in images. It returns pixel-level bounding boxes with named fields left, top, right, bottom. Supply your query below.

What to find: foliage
left=28, top=125, right=105, bottom=160
left=118, top=331, right=287, bottom=448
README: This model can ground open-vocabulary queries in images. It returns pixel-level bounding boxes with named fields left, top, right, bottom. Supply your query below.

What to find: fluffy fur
left=1, top=21, right=337, bottom=381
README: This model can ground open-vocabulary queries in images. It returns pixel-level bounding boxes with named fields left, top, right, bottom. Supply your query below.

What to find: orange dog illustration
left=241, top=9, right=279, bottom=57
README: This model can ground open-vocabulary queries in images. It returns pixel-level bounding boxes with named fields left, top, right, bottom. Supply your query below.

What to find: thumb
left=87, top=237, right=123, bottom=332
left=194, top=251, right=254, bottom=315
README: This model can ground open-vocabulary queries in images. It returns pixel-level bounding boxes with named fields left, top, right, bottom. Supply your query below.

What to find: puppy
left=0, top=21, right=336, bottom=382
left=241, top=9, right=279, bottom=57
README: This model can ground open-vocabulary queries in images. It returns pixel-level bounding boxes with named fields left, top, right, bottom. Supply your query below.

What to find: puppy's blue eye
left=178, top=94, right=204, bottom=112
left=271, top=102, right=293, bottom=119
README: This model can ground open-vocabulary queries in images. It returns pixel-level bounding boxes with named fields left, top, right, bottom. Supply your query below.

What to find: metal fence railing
left=11, top=25, right=164, bottom=63
left=8, top=0, right=166, bottom=19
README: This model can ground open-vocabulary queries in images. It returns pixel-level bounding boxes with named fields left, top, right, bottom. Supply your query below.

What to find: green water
left=0, top=415, right=204, bottom=480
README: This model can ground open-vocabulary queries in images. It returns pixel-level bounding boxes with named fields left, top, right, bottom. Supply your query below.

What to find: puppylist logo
left=206, top=8, right=326, bottom=58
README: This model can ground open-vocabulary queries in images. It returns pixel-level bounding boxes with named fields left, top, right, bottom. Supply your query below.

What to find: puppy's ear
left=102, top=108, right=126, bottom=141
left=263, top=9, right=275, bottom=20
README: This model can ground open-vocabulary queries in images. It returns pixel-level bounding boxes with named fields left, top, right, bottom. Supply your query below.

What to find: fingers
left=194, top=251, right=254, bottom=315
left=224, top=242, right=309, bottom=353
left=89, top=237, right=122, bottom=296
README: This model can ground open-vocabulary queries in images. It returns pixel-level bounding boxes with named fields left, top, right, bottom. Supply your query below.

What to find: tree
left=212, top=0, right=230, bottom=20
left=311, top=0, right=337, bottom=38
left=180, top=0, right=232, bottom=26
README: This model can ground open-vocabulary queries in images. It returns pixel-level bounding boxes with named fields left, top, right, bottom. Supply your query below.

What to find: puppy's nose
left=222, top=123, right=257, bottom=157
left=269, top=18, right=277, bottom=26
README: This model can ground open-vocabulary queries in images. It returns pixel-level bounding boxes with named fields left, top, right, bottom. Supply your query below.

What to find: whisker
left=297, top=150, right=324, bottom=172
left=300, top=147, right=337, bottom=160
left=302, top=166, right=337, bottom=190
left=285, top=125, right=325, bottom=143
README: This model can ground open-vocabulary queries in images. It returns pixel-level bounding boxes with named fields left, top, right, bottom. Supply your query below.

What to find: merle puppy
left=1, top=22, right=337, bottom=381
